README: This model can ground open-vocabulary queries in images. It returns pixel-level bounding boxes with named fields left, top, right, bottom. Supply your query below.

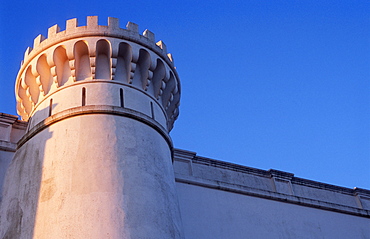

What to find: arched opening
left=95, top=40, right=111, bottom=79
left=54, top=46, right=71, bottom=87
left=132, top=49, right=150, bottom=90
left=161, top=72, right=175, bottom=109
left=17, top=79, right=32, bottom=114
left=151, top=59, right=166, bottom=98
left=115, top=42, right=132, bottom=83
left=36, top=54, right=53, bottom=95
left=74, top=41, right=91, bottom=81
left=25, top=66, right=39, bottom=104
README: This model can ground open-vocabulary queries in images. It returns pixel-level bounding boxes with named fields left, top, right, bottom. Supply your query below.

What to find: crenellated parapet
left=15, top=16, right=180, bottom=131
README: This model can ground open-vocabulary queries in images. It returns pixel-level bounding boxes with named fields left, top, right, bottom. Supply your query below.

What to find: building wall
left=177, top=183, right=369, bottom=239
left=0, top=114, right=27, bottom=203
left=173, top=149, right=370, bottom=239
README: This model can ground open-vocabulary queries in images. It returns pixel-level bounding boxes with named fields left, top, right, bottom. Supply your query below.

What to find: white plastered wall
left=176, top=183, right=370, bottom=239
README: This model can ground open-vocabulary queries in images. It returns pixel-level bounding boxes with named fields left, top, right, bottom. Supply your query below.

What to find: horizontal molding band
left=175, top=176, right=370, bottom=218
left=17, top=105, right=174, bottom=159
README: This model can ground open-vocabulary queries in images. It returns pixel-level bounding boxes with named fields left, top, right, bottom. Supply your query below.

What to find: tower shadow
left=0, top=103, right=56, bottom=238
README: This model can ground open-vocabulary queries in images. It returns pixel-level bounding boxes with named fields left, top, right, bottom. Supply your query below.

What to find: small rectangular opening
left=120, top=88, right=124, bottom=107
left=150, top=101, right=154, bottom=119
left=48, top=98, right=53, bottom=116
left=82, top=87, right=86, bottom=106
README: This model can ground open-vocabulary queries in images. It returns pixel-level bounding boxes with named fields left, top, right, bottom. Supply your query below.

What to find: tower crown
left=15, top=16, right=180, bottom=131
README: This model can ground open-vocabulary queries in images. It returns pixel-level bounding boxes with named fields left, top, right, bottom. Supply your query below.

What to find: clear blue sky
left=0, top=1, right=369, bottom=189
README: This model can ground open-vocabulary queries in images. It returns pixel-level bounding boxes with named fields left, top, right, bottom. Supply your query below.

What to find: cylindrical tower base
left=1, top=111, right=183, bottom=238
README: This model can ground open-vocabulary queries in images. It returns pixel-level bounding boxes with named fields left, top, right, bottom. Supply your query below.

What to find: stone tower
left=0, top=16, right=182, bottom=238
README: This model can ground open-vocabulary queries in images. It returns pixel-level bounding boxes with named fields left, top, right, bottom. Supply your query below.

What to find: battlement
left=23, top=16, right=174, bottom=67
left=15, top=16, right=180, bottom=131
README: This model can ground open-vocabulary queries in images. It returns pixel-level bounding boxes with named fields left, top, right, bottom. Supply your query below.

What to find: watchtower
left=0, top=16, right=182, bottom=238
